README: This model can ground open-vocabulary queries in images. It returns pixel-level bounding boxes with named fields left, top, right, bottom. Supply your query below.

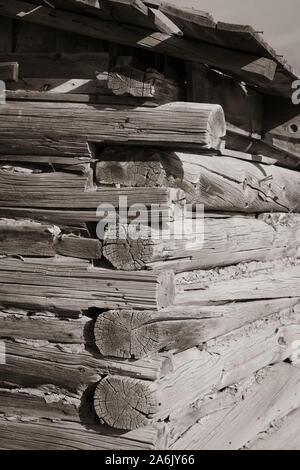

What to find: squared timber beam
left=0, top=62, right=19, bottom=81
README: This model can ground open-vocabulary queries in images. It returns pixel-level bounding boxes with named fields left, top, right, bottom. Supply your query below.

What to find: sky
left=170, top=0, right=300, bottom=73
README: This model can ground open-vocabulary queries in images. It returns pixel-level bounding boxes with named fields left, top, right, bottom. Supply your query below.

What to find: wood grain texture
left=102, top=213, right=300, bottom=272
left=0, top=0, right=277, bottom=86
left=94, top=308, right=300, bottom=429
left=177, top=258, right=300, bottom=305
left=0, top=218, right=102, bottom=259
left=171, top=363, right=300, bottom=450
left=0, top=101, right=225, bottom=152
left=96, top=150, right=300, bottom=212
left=94, top=298, right=300, bottom=359
left=247, top=407, right=300, bottom=450
left=0, top=256, right=175, bottom=312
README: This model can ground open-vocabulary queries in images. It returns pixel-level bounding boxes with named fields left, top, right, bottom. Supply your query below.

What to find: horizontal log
left=0, top=166, right=184, bottom=213
left=94, top=308, right=300, bottom=429
left=94, top=299, right=300, bottom=358
left=247, top=408, right=300, bottom=450
left=103, top=213, right=300, bottom=272
left=0, top=62, right=19, bottom=81
left=0, top=257, right=175, bottom=311
left=0, top=339, right=173, bottom=394
left=95, top=150, right=300, bottom=212
left=178, top=258, right=300, bottom=304
left=171, top=363, right=300, bottom=450
left=0, top=101, right=225, bottom=151
left=0, top=310, right=93, bottom=343
left=0, top=417, right=159, bottom=450
left=0, top=154, right=91, bottom=173
left=0, top=53, right=109, bottom=78
left=226, top=125, right=300, bottom=171
left=0, top=218, right=102, bottom=259
left=0, top=0, right=277, bottom=86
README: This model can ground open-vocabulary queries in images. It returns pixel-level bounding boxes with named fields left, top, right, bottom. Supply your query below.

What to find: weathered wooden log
left=0, top=218, right=102, bottom=259
left=108, top=66, right=183, bottom=103
left=0, top=62, right=19, bottom=81
left=171, top=363, right=300, bottom=450
left=0, top=167, right=184, bottom=218
left=247, top=408, right=300, bottom=450
left=103, top=213, right=300, bottom=272
left=0, top=257, right=175, bottom=312
left=0, top=417, right=160, bottom=450
left=94, top=308, right=300, bottom=429
left=94, top=299, right=300, bottom=359
left=0, top=101, right=225, bottom=152
left=177, top=258, right=300, bottom=304
left=95, top=150, right=300, bottom=212
left=0, top=0, right=277, bottom=87
left=0, top=310, right=93, bottom=343
left=0, top=154, right=91, bottom=174
left=0, top=339, right=173, bottom=394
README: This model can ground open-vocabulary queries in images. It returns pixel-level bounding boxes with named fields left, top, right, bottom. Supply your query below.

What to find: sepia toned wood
left=263, top=95, right=300, bottom=160
left=0, top=101, right=225, bottom=151
left=178, top=257, right=300, bottom=304
left=96, top=150, right=300, bottom=212
left=94, top=309, right=300, bottom=429
left=0, top=62, right=19, bottom=82
left=0, top=1, right=277, bottom=86
left=0, top=17, right=13, bottom=52
left=0, top=310, right=93, bottom=343
left=0, top=339, right=174, bottom=394
left=108, top=66, right=183, bottom=103
left=171, top=363, right=300, bottom=450
left=247, top=407, right=300, bottom=450
left=0, top=417, right=160, bottom=450
left=102, top=213, right=300, bottom=272
left=0, top=53, right=109, bottom=79
left=94, top=298, right=300, bottom=359
left=0, top=257, right=175, bottom=312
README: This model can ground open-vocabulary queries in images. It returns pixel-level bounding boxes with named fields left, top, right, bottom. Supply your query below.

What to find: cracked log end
left=94, top=310, right=159, bottom=359
left=103, top=224, right=159, bottom=270
left=94, top=375, right=157, bottom=430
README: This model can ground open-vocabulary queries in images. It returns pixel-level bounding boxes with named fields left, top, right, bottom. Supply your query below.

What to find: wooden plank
left=0, top=219, right=102, bottom=259
left=0, top=154, right=91, bottom=173
left=177, top=258, right=300, bottom=305
left=225, top=124, right=300, bottom=170
left=171, top=363, right=300, bottom=450
left=6, top=76, right=109, bottom=94
left=94, top=310, right=300, bottom=429
left=103, top=213, right=300, bottom=272
left=0, top=53, right=109, bottom=78
left=0, top=101, right=226, bottom=151
left=0, top=62, right=19, bottom=81
left=0, top=257, right=175, bottom=311
left=96, top=150, right=300, bottom=212
left=0, top=1, right=278, bottom=86
left=247, top=408, right=300, bottom=450
left=94, top=298, right=300, bottom=359
left=263, top=95, right=300, bottom=160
